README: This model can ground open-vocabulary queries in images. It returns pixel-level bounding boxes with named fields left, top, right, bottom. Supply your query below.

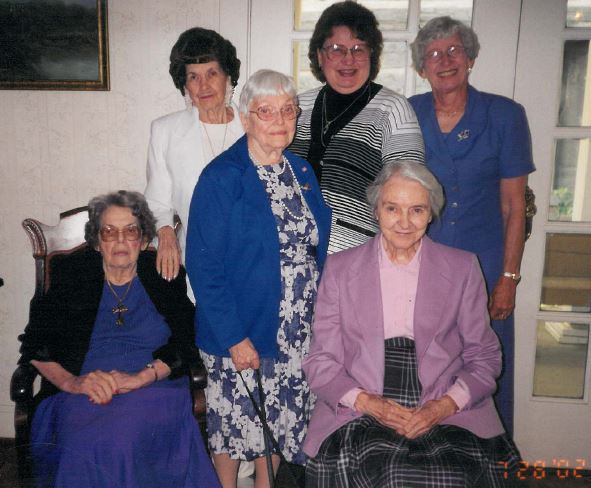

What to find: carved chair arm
left=10, top=364, right=37, bottom=405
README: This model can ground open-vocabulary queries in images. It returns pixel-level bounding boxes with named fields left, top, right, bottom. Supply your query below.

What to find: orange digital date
left=498, top=458, right=587, bottom=479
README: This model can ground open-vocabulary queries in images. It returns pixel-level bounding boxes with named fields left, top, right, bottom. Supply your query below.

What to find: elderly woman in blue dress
left=186, top=70, right=331, bottom=487
left=408, top=16, right=535, bottom=434
left=19, top=191, right=219, bottom=487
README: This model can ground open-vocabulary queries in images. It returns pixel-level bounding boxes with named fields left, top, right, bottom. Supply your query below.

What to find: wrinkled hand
left=229, top=338, right=260, bottom=371
left=354, top=392, right=414, bottom=433
left=156, top=226, right=181, bottom=281
left=110, top=370, right=145, bottom=394
left=489, top=278, right=516, bottom=321
left=61, top=370, right=118, bottom=405
left=401, top=396, right=458, bottom=439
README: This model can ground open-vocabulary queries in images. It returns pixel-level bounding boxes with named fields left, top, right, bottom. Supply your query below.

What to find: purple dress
left=30, top=279, right=220, bottom=488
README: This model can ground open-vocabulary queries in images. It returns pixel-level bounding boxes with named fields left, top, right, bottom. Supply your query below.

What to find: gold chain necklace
left=321, top=83, right=370, bottom=141
left=201, top=109, right=229, bottom=158
left=105, top=277, right=134, bottom=326
left=435, top=103, right=465, bottom=117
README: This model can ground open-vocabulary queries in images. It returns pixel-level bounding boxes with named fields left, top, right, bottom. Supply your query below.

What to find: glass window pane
left=558, top=41, right=591, bottom=127
left=359, top=1, right=409, bottom=30
left=293, top=40, right=408, bottom=95
left=420, top=0, right=473, bottom=26
left=540, top=233, right=591, bottom=313
left=292, top=41, right=322, bottom=92
left=533, top=320, right=588, bottom=398
left=294, top=0, right=341, bottom=31
left=567, top=0, right=591, bottom=27
left=294, top=0, right=409, bottom=31
left=375, top=41, right=407, bottom=95
left=550, top=139, right=591, bottom=223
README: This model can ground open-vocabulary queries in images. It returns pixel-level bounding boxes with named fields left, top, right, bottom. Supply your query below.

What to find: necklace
left=280, top=157, right=309, bottom=221
left=202, top=110, right=229, bottom=158
left=105, top=277, right=134, bottom=326
left=435, top=104, right=465, bottom=118
left=248, top=150, right=286, bottom=173
left=321, top=83, right=370, bottom=145
left=249, top=152, right=310, bottom=221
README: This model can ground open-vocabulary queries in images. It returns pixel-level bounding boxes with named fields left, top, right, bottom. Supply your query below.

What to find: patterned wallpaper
left=0, top=0, right=234, bottom=436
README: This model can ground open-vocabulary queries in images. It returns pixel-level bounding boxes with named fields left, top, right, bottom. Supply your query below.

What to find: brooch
left=457, top=129, right=470, bottom=142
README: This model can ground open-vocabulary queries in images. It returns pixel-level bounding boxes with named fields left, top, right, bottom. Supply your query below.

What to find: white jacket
left=144, top=105, right=243, bottom=259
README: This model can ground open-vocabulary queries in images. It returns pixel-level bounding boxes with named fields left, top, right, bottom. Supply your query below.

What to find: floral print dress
left=201, top=156, right=319, bottom=464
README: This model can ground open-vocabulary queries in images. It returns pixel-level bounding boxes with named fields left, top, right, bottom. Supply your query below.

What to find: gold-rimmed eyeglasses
left=423, top=45, right=465, bottom=64
left=322, top=43, right=371, bottom=61
left=249, top=104, right=302, bottom=122
left=99, top=224, right=142, bottom=242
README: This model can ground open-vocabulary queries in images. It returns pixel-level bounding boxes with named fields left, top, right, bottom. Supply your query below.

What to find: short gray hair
left=366, top=161, right=445, bottom=218
left=411, top=16, right=480, bottom=73
left=239, top=69, right=297, bottom=114
left=85, top=190, right=157, bottom=249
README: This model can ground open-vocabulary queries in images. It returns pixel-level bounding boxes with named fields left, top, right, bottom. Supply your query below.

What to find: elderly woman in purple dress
left=19, top=191, right=219, bottom=487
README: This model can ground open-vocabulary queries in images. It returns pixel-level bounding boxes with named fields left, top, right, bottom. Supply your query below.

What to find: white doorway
left=513, top=0, right=591, bottom=472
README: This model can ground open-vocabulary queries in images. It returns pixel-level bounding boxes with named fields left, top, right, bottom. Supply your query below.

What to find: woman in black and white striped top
left=290, top=1, right=424, bottom=253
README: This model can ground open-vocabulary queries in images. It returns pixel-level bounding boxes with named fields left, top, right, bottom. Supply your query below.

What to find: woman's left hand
left=488, top=278, right=516, bottom=321
left=401, top=395, right=458, bottom=439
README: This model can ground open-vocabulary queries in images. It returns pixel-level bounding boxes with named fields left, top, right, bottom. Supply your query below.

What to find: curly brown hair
left=308, top=1, right=383, bottom=83
left=85, top=191, right=157, bottom=249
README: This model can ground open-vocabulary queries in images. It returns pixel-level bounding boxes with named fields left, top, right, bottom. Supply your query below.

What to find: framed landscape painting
left=0, top=0, right=109, bottom=90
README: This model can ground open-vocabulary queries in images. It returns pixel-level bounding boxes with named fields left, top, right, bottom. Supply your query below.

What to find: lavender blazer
left=302, top=235, right=505, bottom=458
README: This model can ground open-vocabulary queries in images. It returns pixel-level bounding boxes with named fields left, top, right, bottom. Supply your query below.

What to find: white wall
left=0, top=0, right=241, bottom=437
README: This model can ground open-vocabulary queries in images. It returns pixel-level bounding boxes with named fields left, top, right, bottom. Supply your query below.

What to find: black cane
left=254, top=369, right=275, bottom=488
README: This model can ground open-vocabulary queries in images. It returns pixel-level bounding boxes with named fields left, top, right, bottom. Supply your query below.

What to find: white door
left=513, top=0, right=591, bottom=474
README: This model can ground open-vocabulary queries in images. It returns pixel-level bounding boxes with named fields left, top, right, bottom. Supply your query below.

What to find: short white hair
left=366, top=161, right=445, bottom=218
left=239, top=69, right=297, bottom=114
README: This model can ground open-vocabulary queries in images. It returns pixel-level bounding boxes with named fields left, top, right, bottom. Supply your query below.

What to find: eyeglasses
left=423, top=45, right=465, bottom=64
left=99, top=224, right=142, bottom=242
left=249, top=104, right=301, bottom=121
left=322, top=43, right=371, bottom=61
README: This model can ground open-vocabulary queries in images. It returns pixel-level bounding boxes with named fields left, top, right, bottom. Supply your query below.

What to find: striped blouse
left=291, top=85, right=425, bottom=253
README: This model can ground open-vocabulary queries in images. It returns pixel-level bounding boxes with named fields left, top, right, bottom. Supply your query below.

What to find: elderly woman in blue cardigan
left=186, top=69, right=331, bottom=488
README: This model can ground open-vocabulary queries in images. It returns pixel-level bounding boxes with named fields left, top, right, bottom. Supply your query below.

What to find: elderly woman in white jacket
left=145, top=27, right=242, bottom=284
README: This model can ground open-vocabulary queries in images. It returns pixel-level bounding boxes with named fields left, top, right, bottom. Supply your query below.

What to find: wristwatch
left=502, top=271, right=521, bottom=283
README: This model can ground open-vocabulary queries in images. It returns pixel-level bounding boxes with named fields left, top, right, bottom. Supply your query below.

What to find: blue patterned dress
left=202, top=157, right=319, bottom=464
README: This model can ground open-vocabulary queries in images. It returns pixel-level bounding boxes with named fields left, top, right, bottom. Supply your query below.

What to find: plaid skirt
left=306, top=337, right=523, bottom=487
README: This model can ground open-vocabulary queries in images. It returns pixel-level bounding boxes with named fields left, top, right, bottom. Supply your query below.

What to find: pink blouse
left=340, top=236, right=469, bottom=411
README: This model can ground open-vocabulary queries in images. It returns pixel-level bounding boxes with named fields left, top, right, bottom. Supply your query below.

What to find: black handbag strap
left=237, top=369, right=300, bottom=486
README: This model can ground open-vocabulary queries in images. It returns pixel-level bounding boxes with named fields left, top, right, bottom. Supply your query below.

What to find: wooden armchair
left=11, top=207, right=207, bottom=482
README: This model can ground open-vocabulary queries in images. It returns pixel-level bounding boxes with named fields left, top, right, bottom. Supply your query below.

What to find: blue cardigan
left=186, top=135, right=331, bottom=357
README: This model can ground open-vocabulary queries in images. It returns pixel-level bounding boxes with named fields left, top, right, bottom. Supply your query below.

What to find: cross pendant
left=112, top=303, right=128, bottom=326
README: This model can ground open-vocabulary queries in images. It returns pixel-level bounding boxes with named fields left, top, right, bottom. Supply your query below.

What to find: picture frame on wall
left=0, top=0, right=109, bottom=91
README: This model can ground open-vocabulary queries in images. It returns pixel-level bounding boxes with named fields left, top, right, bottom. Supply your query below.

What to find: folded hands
left=353, top=391, right=458, bottom=439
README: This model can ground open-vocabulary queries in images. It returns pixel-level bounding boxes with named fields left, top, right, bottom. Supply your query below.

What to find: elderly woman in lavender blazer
left=303, top=161, right=522, bottom=487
